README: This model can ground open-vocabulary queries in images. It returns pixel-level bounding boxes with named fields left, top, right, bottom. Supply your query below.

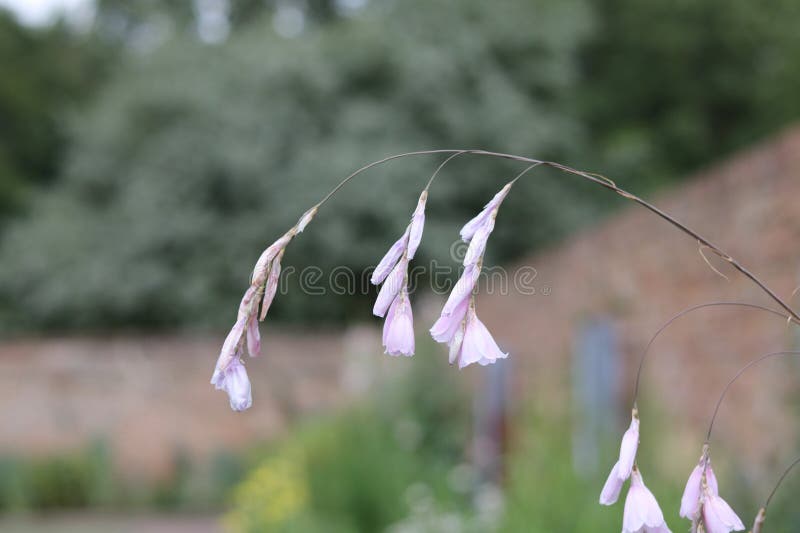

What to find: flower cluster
left=371, top=191, right=427, bottom=356
left=430, top=182, right=512, bottom=368
left=679, top=450, right=744, bottom=533
left=211, top=207, right=317, bottom=411
left=600, top=410, right=670, bottom=532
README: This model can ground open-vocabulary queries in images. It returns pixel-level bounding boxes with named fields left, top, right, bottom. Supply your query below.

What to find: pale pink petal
left=372, top=229, right=409, bottom=285
left=441, top=265, right=479, bottom=316
left=373, top=258, right=407, bottom=317
left=600, top=461, right=624, bottom=505
left=706, top=464, right=719, bottom=496
left=259, top=253, right=283, bottom=321
left=703, top=493, right=745, bottom=533
left=458, top=309, right=507, bottom=368
left=406, top=191, right=427, bottom=260
left=383, top=293, right=414, bottom=356
left=382, top=293, right=398, bottom=346
left=618, top=416, right=640, bottom=481
left=246, top=316, right=260, bottom=357
left=679, top=463, right=703, bottom=519
left=623, top=470, right=670, bottom=533
left=463, top=216, right=495, bottom=266
left=212, top=357, right=252, bottom=412
left=430, top=297, right=469, bottom=344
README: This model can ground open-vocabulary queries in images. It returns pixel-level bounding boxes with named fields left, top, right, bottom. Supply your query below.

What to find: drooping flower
left=703, top=488, right=745, bottom=533
left=600, top=410, right=640, bottom=505
left=679, top=457, right=718, bottom=519
left=371, top=191, right=427, bottom=355
left=382, top=288, right=414, bottom=356
left=212, top=208, right=317, bottom=410
left=211, top=356, right=252, bottom=412
left=679, top=452, right=743, bottom=533
left=447, top=304, right=508, bottom=368
left=430, top=182, right=512, bottom=367
left=622, top=468, right=671, bottom=533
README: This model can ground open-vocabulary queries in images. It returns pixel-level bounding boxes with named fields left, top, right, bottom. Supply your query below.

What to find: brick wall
left=477, top=125, right=800, bottom=488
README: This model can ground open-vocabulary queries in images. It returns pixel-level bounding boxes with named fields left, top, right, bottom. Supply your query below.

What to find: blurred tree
left=576, top=0, right=800, bottom=189
left=2, top=0, right=800, bottom=333
left=0, top=11, right=111, bottom=224
left=0, top=0, right=593, bottom=331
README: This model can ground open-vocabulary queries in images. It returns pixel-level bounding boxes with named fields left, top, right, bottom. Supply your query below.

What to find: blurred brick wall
left=0, top=327, right=387, bottom=478
left=478, top=125, right=800, bottom=489
left=2, top=127, right=799, bottom=489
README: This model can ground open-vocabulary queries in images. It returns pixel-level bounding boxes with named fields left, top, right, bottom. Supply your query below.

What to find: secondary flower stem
left=705, top=350, right=800, bottom=443
left=765, top=456, right=800, bottom=509
left=632, top=302, right=794, bottom=404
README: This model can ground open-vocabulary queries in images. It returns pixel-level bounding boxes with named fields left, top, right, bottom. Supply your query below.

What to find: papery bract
left=622, top=469, right=671, bottom=533
left=296, top=206, right=317, bottom=233
left=259, top=251, right=283, bottom=321
left=252, top=234, right=291, bottom=287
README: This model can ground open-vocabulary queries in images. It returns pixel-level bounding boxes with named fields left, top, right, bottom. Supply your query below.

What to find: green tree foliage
left=2, top=0, right=800, bottom=332
left=0, top=11, right=110, bottom=223
left=0, top=0, right=593, bottom=331
left=577, top=0, right=800, bottom=189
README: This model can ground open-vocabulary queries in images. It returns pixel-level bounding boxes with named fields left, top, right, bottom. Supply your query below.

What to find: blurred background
left=1, top=0, right=800, bottom=531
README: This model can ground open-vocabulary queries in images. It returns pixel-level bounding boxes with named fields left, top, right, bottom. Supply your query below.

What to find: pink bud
left=618, top=415, right=640, bottom=481
left=600, top=461, right=625, bottom=505
left=460, top=182, right=512, bottom=242
left=406, top=191, right=427, bottom=260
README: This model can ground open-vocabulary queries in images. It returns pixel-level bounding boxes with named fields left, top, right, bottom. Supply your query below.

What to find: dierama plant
left=211, top=149, right=800, bottom=530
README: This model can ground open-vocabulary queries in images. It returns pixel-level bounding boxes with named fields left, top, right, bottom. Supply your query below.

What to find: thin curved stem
left=307, top=149, right=800, bottom=323
left=632, top=302, right=793, bottom=403
left=706, top=351, right=800, bottom=443
left=765, top=456, right=800, bottom=509
left=424, top=151, right=468, bottom=191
